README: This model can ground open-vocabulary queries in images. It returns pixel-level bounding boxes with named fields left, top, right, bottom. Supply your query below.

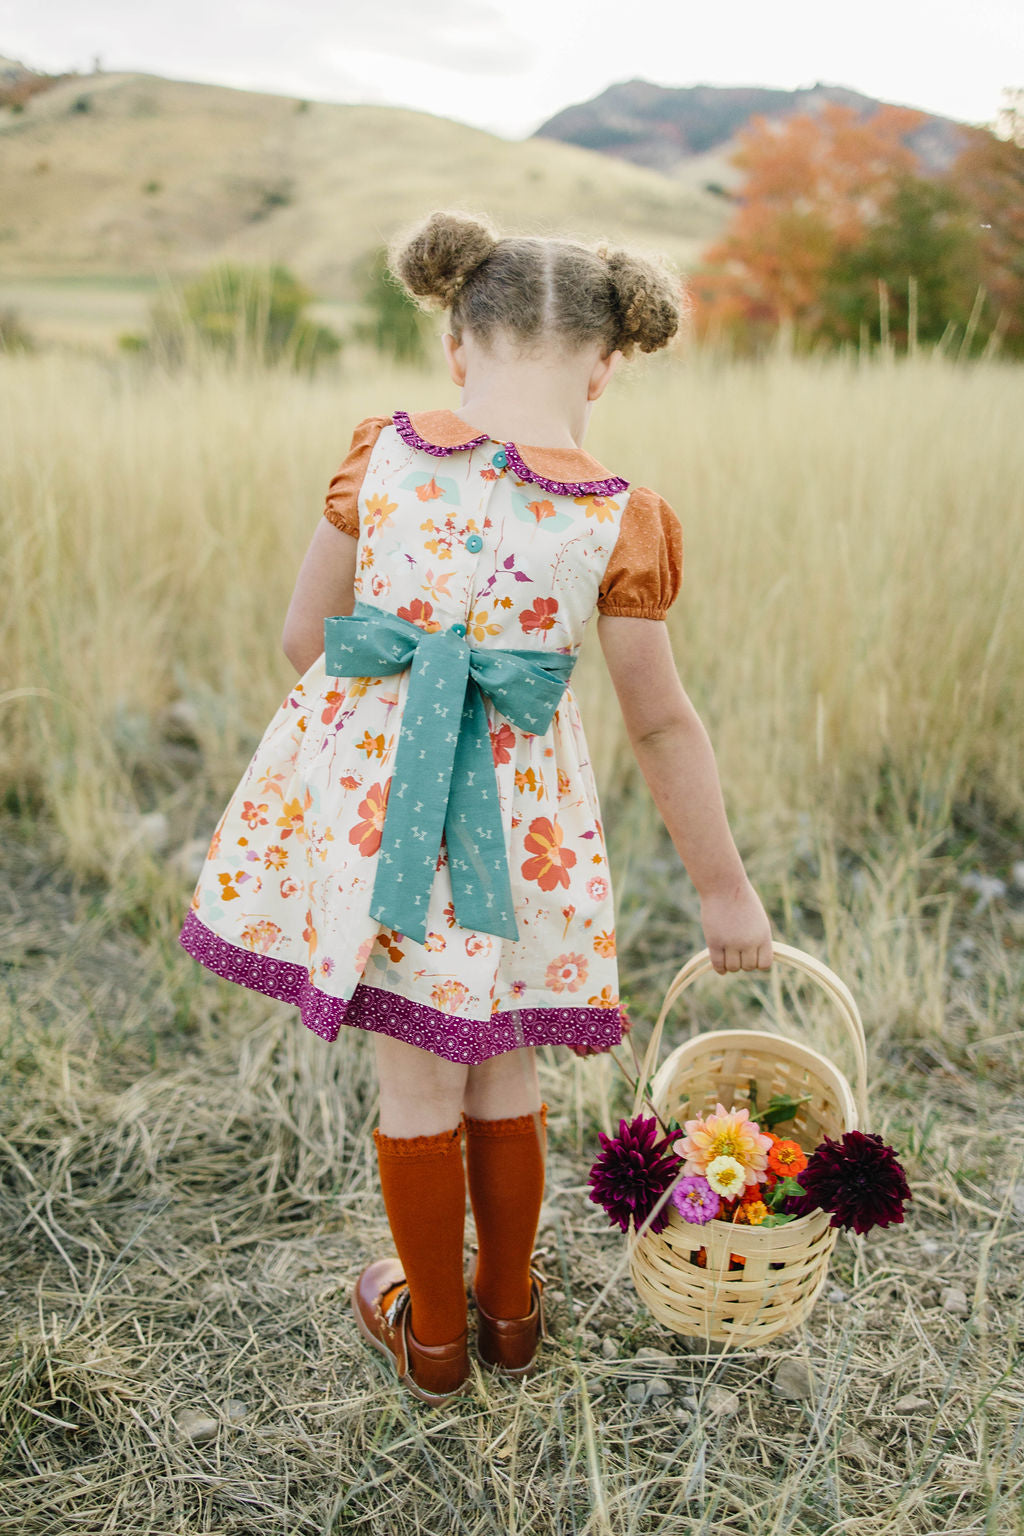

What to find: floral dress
left=179, top=407, right=683, bottom=1064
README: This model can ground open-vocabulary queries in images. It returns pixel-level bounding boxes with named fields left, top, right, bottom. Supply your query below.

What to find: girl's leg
left=372, top=1034, right=470, bottom=1346
left=462, top=1046, right=547, bottom=1319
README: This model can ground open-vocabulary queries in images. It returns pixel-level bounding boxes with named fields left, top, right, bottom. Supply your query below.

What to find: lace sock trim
left=462, top=1102, right=548, bottom=1139
left=373, top=1123, right=462, bottom=1157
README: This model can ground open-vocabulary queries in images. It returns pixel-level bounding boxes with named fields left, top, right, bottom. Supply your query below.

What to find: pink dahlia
left=674, top=1102, right=772, bottom=1189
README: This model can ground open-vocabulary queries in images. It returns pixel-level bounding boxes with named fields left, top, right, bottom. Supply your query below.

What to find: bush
left=350, top=247, right=433, bottom=365
left=0, top=308, right=34, bottom=353
left=147, top=263, right=341, bottom=370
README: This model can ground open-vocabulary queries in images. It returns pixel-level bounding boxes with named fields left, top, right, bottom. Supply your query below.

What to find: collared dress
left=178, top=408, right=683, bottom=1064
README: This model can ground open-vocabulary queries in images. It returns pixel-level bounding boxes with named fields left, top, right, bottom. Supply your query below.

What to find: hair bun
left=389, top=210, right=500, bottom=309
left=599, top=246, right=681, bottom=354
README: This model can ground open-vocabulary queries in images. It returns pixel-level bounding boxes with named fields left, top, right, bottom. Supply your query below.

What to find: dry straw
left=627, top=943, right=868, bottom=1346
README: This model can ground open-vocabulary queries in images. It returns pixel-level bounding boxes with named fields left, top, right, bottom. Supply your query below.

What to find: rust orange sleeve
left=597, top=485, right=684, bottom=619
left=321, top=415, right=392, bottom=537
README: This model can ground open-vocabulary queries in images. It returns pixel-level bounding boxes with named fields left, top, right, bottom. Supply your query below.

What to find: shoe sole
left=350, top=1275, right=471, bottom=1407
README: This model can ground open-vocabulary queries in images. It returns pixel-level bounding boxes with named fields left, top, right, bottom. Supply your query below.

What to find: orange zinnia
left=767, top=1139, right=808, bottom=1177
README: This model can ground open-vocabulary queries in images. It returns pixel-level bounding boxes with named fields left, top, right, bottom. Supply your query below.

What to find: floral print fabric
left=180, top=415, right=639, bottom=1063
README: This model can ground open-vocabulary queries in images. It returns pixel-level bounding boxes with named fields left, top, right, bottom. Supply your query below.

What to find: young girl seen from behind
left=179, top=210, right=773, bottom=1406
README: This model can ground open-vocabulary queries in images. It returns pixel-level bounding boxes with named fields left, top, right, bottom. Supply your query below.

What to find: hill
left=0, top=70, right=731, bottom=298
left=533, top=79, right=973, bottom=188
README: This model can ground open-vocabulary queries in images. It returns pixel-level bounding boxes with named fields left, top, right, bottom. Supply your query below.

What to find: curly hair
left=387, top=209, right=685, bottom=358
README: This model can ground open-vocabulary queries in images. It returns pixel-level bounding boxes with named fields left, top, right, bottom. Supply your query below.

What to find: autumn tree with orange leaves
left=689, top=100, right=1005, bottom=353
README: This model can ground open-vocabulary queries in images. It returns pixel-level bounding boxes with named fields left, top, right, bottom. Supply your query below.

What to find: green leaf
left=765, top=1175, right=807, bottom=1209
left=759, top=1213, right=797, bottom=1227
left=758, top=1093, right=813, bottom=1130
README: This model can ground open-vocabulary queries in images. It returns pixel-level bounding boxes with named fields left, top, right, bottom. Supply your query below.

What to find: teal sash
left=324, top=601, right=576, bottom=945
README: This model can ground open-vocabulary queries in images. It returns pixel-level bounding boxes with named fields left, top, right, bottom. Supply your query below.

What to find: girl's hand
left=700, top=877, right=773, bottom=974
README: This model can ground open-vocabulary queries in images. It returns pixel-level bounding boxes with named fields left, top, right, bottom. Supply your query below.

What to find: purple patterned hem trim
left=179, top=911, right=623, bottom=1064
left=392, top=409, right=630, bottom=499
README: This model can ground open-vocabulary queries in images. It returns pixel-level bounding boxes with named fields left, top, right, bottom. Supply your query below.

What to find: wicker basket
left=626, top=942, right=868, bottom=1346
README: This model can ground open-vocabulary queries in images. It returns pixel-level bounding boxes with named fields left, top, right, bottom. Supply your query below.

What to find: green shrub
left=147, top=263, right=341, bottom=370
left=351, top=247, right=432, bottom=365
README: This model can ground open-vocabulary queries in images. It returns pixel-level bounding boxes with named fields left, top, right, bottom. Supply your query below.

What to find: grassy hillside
left=0, top=70, right=729, bottom=300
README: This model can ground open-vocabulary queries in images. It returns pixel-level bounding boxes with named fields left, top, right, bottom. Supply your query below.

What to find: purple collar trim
left=392, top=409, right=629, bottom=498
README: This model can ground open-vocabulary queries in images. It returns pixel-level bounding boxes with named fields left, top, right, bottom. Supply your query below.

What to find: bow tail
left=445, top=683, right=520, bottom=942
left=369, top=634, right=467, bottom=945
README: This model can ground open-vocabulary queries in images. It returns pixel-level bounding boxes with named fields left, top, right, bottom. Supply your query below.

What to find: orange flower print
left=397, top=598, right=442, bottom=633
left=415, top=477, right=446, bottom=502
left=353, top=933, right=375, bottom=975
left=356, top=730, right=388, bottom=760
left=593, top=929, right=616, bottom=958
left=557, top=769, right=572, bottom=799
left=526, top=499, right=556, bottom=525
left=339, top=773, right=362, bottom=790
left=377, top=930, right=404, bottom=963
left=240, top=800, right=269, bottom=829
left=277, top=790, right=312, bottom=839
left=359, top=544, right=375, bottom=570
left=349, top=780, right=390, bottom=856
left=422, top=568, right=455, bottom=602
left=468, top=609, right=501, bottom=641
left=465, top=934, right=493, bottom=957
left=442, top=900, right=457, bottom=928
left=519, top=597, right=559, bottom=637
left=490, top=722, right=515, bottom=765
left=321, top=690, right=346, bottom=726
left=279, top=877, right=299, bottom=899
left=587, top=986, right=620, bottom=1008
left=263, top=844, right=288, bottom=870
left=545, top=953, right=588, bottom=993
left=424, top=932, right=447, bottom=953
left=241, top=918, right=282, bottom=954
left=348, top=677, right=382, bottom=698
left=217, top=871, right=242, bottom=901
left=587, top=875, right=609, bottom=901
left=256, top=770, right=286, bottom=799
left=432, top=979, right=470, bottom=1013
left=514, top=766, right=544, bottom=798
left=370, top=572, right=391, bottom=599
left=364, top=491, right=397, bottom=534
left=302, top=907, right=317, bottom=960
left=521, top=815, right=576, bottom=892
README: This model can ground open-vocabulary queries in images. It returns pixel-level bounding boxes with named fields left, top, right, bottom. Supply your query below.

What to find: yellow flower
left=468, top=609, right=501, bottom=641
left=705, top=1155, right=746, bottom=1198
left=744, top=1200, right=768, bottom=1225
left=674, top=1102, right=772, bottom=1187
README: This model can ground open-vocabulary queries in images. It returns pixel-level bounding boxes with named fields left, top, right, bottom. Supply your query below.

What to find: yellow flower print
left=356, top=731, right=388, bottom=760
left=593, top=929, right=616, bottom=957
left=349, top=676, right=382, bottom=698
left=277, top=790, right=312, bottom=839
left=364, top=491, right=397, bottom=535
left=241, top=918, right=282, bottom=954
left=468, top=609, right=502, bottom=641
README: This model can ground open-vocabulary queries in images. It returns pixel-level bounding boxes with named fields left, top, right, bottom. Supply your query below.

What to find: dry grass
left=2, top=343, right=1023, bottom=1533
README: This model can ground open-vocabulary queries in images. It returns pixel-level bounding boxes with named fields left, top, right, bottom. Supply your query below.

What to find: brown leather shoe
left=464, top=1251, right=549, bottom=1376
left=351, top=1258, right=472, bottom=1406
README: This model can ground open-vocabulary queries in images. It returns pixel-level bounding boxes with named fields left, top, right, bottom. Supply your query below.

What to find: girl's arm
left=281, top=522, right=358, bottom=675
left=597, top=614, right=773, bottom=976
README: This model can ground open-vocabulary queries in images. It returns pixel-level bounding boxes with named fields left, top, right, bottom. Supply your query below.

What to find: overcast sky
left=2, top=0, right=1019, bottom=137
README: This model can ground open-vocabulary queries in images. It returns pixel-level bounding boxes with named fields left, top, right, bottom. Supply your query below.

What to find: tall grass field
left=2, top=342, right=1023, bottom=1534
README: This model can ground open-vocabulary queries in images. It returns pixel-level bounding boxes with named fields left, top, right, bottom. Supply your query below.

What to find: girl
left=179, top=210, right=773, bottom=1407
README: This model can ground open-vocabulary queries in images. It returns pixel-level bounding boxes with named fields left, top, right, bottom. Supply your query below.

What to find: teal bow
left=324, top=600, right=575, bottom=945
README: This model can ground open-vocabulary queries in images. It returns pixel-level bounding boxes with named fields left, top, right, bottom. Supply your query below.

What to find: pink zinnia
left=671, top=1175, right=721, bottom=1225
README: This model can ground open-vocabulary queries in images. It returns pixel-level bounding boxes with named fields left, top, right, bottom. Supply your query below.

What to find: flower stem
left=608, top=1039, right=675, bottom=1139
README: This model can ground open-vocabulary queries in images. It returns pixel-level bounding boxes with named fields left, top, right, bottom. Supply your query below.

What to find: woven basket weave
left=626, top=942, right=868, bottom=1346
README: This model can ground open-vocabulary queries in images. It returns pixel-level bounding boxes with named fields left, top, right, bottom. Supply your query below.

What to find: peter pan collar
left=395, top=408, right=629, bottom=498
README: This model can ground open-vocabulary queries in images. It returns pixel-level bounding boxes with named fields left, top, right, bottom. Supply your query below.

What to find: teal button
left=465, top=533, right=484, bottom=553
left=451, top=622, right=467, bottom=637
left=491, top=448, right=507, bottom=469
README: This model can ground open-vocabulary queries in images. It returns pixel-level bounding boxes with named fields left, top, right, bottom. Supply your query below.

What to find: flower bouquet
left=584, top=942, right=909, bottom=1344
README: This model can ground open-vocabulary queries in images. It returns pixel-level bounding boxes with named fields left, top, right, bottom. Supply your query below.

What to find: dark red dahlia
left=783, top=1130, right=912, bottom=1235
left=587, top=1113, right=683, bottom=1235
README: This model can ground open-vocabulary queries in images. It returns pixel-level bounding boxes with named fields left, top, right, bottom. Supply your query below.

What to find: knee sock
left=372, top=1123, right=468, bottom=1347
left=462, top=1103, right=548, bottom=1320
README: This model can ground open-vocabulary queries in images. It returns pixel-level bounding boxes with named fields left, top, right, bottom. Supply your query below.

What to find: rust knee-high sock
left=463, top=1103, right=548, bottom=1320
left=372, top=1123, right=468, bottom=1347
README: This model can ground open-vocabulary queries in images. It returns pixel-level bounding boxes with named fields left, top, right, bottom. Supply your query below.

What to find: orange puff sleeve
left=321, top=415, right=392, bottom=537
left=597, top=486, right=684, bottom=619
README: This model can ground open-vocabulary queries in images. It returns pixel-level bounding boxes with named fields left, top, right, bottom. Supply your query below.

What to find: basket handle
left=628, top=941, right=868, bottom=1127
